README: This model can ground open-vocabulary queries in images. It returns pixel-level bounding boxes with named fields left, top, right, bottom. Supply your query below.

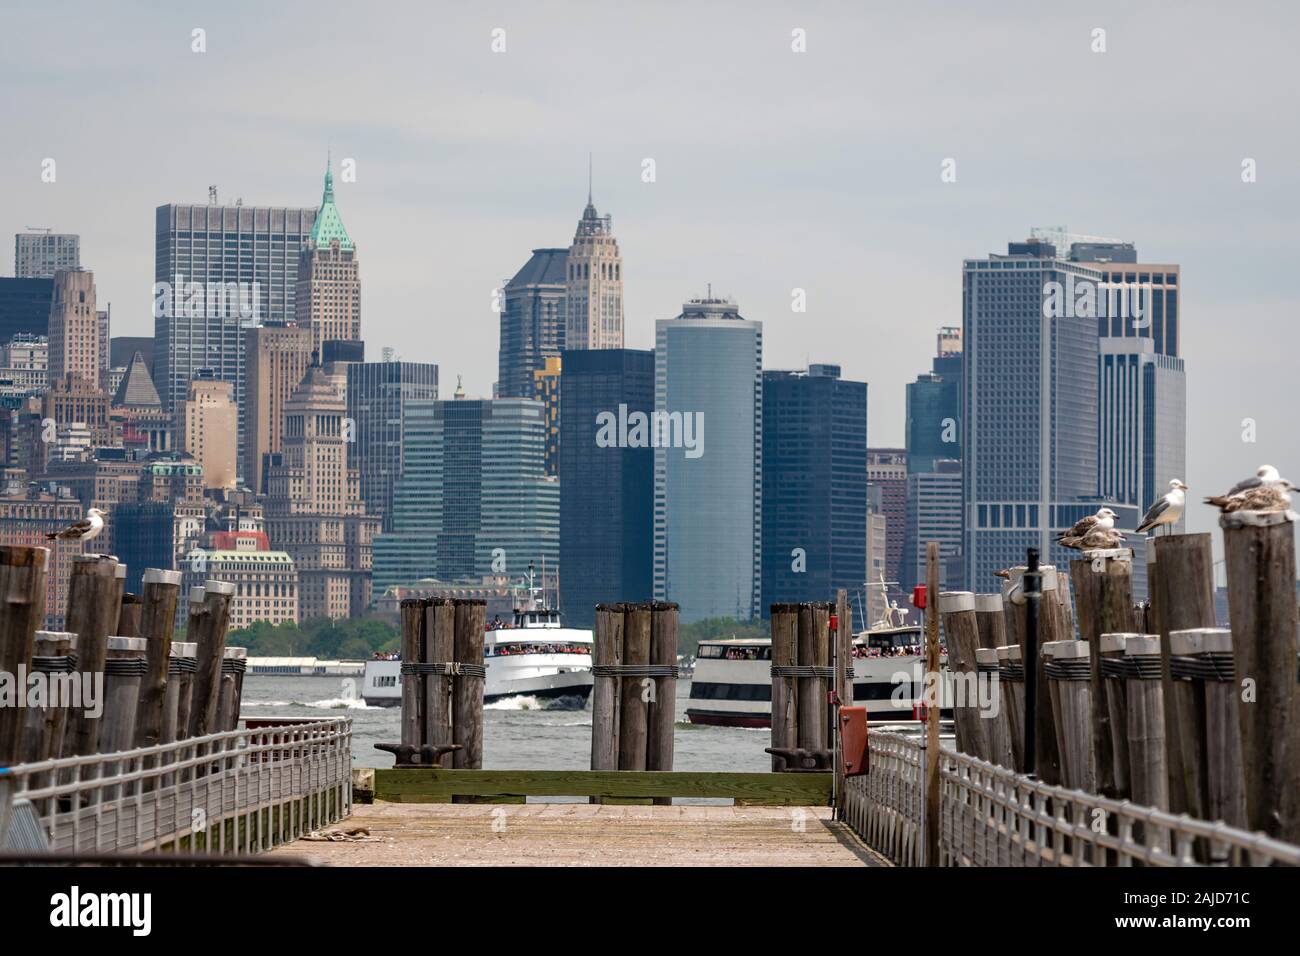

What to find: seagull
left=46, top=507, right=107, bottom=542
left=1071, top=527, right=1126, bottom=551
left=1136, top=479, right=1188, bottom=536
left=1205, top=465, right=1298, bottom=513
left=1057, top=507, right=1117, bottom=547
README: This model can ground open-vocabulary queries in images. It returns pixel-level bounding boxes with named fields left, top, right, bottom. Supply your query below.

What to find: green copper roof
left=308, top=158, right=354, bottom=252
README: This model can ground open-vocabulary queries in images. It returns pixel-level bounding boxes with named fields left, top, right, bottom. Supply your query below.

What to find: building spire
left=323, top=150, right=335, bottom=204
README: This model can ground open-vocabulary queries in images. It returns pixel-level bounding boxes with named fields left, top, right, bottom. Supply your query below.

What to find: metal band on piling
left=593, top=663, right=680, bottom=679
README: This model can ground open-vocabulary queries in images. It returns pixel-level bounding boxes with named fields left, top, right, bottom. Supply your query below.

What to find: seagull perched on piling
left=1204, top=465, right=1298, bottom=513
left=45, top=507, right=106, bottom=542
left=1057, top=507, right=1117, bottom=549
left=1136, top=479, right=1188, bottom=536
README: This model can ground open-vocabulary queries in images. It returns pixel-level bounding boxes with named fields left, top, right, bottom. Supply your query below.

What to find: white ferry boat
left=685, top=600, right=954, bottom=727
left=362, top=594, right=594, bottom=707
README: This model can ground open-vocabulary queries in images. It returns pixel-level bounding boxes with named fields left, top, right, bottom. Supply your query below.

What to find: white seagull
left=1205, top=464, right=1298, bottom=513
left=1136, top=479, right=1188, bottom=536
left=46, top=507, right=107, bottom=542
left=1057, top=507, right=1117, bottom=548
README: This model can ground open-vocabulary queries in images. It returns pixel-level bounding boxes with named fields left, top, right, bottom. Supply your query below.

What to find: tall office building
left=245, top=324, right=312, bottom=493
left=153, top=201, right=317, bottom=452
left=865, top=507, right=889, bottom=626
left=903, top=460, right=964, bottom=592
left=15, top=231, right=80, bottom=278
left=47, top=269, right=98, bottom=387
left=533, top=356, right=561, bottom=478
left=761, top=365, right=868, bottom=612
left=565, top=191, right=623, bottom=350
left=178, top=377, right=237, bottom=491
left=962, top=237, right=1144, bottom=587
left=905, top=327, right=962, bottom=474
left=372, top=396, right=559, bottom=592
left=866, top=448, right=907, bottom=594
left=0, top=277, right=54, bottom=344
left=264, top=363, right=380, bottom=620
left=297, top=160, right=361, bottom=356
left=498, top=248, right=567, bottom=399
left=653, top=297, right=761, bottom=624
left=559, top=348, right=655, bottom=627
left=345, top=360, right=439, bottom=529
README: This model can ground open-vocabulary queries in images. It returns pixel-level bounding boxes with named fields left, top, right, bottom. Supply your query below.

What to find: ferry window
left=697, top=645, right=725, bottom=658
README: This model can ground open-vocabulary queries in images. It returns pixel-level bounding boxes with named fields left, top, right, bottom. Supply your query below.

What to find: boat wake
left=249, top=696, right=376, bottom=710
left=485, top=694, right=589, bottom=712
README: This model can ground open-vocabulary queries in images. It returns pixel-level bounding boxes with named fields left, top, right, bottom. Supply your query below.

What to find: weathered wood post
left=163, top=641, right=196, bottom=744
left=216, top=646, right=247, bottom=731
left=1124, top=634, right=1169, bottom=811
left=1153, top=533, right=1216, bottom=818
left=1006, top=564, right=1062, bottom=783
left=978, top=647, right=1013, bottom=767
left=451, top=598, right=486, bottom=771
left=186, top=580, right=234, bottom=740
left=940, top=592, right=988, bottom=760
left=797, top=602, right=832, bottom=761
left=1070, top=549, right=1133, bottom=798
left=62, top=554, right=121, bottom=757
left=398, top=598, right=424, bottom=752
left=1052, top=568, right=1077, bottom=641
left=18, top=631, right=75, bottom=766
left=769, top=603, right=799, bottom=771
left=0, top=545, right=47, bottom=765
left=133, top=568, right=182, bottom=751
left=100, top=636, right=147, bottom=754
left=997, top=643, right=1025, bottom=771
left=617, top=602, right=652, bottom=772
left=590, top=603, right=624, bottom=782
left=424, top=598, right=455, bottom=765
left=1223, top=509, right=1300, bottom=842
left=1043, top=640, right=1096, bottom=792
left=974, top=593, right=1006, bottom=650
left=646, top=600, right=679, bottom=803
left=116, top=593, right=142, bottom=638
left=1099, top=634, right=1132, bottom=798
left=1167, top=628, right=1211, bottom=826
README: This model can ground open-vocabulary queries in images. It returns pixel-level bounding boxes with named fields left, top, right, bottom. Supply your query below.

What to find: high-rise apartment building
left=558, top=348, right=655, bottom=627
left=48, top=269, right=98, bottom=387
left=15, top=231, right=80, bottom=278
left=245, top=324, right=312, bottom=493
left=653, top=297, right=761, bottom=624
left=498, top=248, right=567, bottom=399
left=296, top=161, right=360, bottom=356
left=565, top=192, right=623, bottom=350
left=761, top=365, right=868, bottom=612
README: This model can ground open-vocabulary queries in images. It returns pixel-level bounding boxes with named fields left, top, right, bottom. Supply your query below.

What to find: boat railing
left=0, top=717, right=352, bottom=857
left=842, top=729, right=1300, bottom=867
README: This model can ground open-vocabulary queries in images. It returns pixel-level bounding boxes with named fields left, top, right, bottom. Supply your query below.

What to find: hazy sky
left=3, top=1, right=1298, bottom=561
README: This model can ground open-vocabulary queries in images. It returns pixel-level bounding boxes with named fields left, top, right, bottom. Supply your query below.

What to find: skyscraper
left=533, top=356, right=561, bottom=478
left=498, top=248, right=567, bottom=399
left=653, top=296, right=761, bottom=624
left=15, top=230, right=80, bottom=278
left=565, top=189, right=623, bottom=351
left=866, top=448, right=907, bottom=594
left=345, top=359, right=439, bottom=529
left=761, top=365, right=868, bottom=612
left=905, top=327, right=962, bottom=475
left=178, top=377, right=237, bottom=492
left=559, top=348, right=655, bottom=627
left=372, top=396, right=559, bottom=592
left=47, top=269, right=98, bottom=387
left=153, top=201, right=317, bottom=449
left=903, top=460, right=963, bottom=592
left=297, top=160, right=360, bottom=356
left=245, top=324, right=312, bottom=493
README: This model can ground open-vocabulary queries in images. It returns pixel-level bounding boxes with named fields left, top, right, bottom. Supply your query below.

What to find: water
left=240, top=675, right=772, bottom=772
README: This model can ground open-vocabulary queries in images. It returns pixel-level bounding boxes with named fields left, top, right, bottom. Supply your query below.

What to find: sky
left=2, top=0, right=1298, bottom=564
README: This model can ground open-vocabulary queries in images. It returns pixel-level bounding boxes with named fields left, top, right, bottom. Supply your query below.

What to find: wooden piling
left=100, top=636, right=147, bottom=755
left=1171, top=628, right=1246, bottom=832
left=163, top=641, right=196, bottom=745
left=186, top=580, right=234, bottom=740
left=216, top=646, right=247, bottom=731
left=769, top=603, right=799, bottom=771
left=797, top=602, right=831, bottom=758
left=1124, top=634, right=1169, bottom=811
left=451, top=598, right=486, bottom=771
left=62, top=555, right=121, bottom=757
left=978, top=647, right=1013, bottom=767
left=997, top=644, right=1025, bottom=771
left=18, top=630, right=75, bottom=765
left=1099, top=633, right=1132, bottom=799
left=617, top=602, right=652, bottom=772
left=940, top=591, right=988, bottom=760
left=116, top=593, right=142, bottom=638
left=399, top=598, right=424, bottom=751
left=1070, top=549, right=1132, bottom=798
left=974, top=593, right=1005, bottom=650
left=133, top=568, right=182, bottom=750
left=0, top=545, right=47, bottom=766
left=591, top=604, right=624, bottom=779
left=646, top=601, right=679, bottom=802
left=424, top=598, right=455, bottom=764
left=1043, top=640, right=1096, bottom=792
left=1223, top=510, right=1300, bottom=842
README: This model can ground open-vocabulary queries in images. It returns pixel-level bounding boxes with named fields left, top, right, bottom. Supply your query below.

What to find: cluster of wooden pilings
left=386, top=597, right=487, bottom=771
left=768, top=602, right=838, bottom=772
left=590, top=602, right=679, bottom=802
left=943, top=514, right=1300, bottom=846
left=0, top=546, right=245, bottom=771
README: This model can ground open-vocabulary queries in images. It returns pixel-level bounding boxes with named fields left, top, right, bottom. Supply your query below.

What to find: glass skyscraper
left=761, top=365, right=867, bottom=613
left=498, top=248, right=567, bottom=400
left=559, top=348, right=654, bottom=627
left=653, top=297, right=761, bottom=624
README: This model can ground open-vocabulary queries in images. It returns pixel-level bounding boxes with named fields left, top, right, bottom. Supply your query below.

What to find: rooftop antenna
left=208, top=185, right=218, bottom=205
left=587, top=152, right=593, bottom=205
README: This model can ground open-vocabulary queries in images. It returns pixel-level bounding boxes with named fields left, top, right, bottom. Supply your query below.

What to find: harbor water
left=240, top=674, right=772, bottom=772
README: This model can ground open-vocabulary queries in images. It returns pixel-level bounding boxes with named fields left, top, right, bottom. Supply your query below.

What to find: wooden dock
left=271, top=802, right=887, bottom=867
